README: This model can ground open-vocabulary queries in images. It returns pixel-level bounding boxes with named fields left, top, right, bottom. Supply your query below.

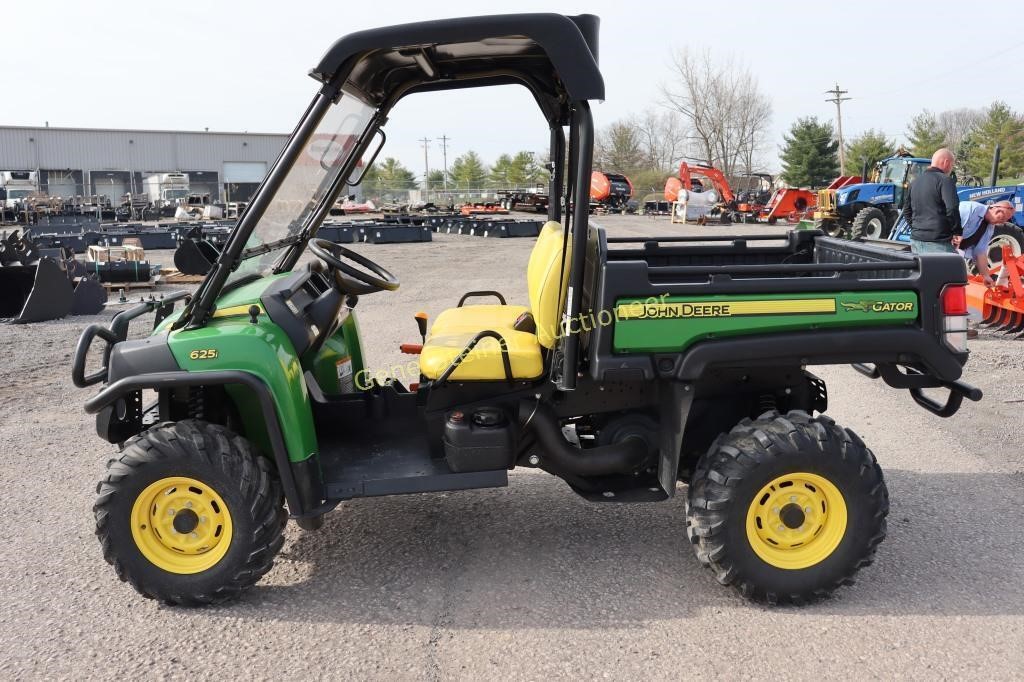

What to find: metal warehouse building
left=0, top=125, right=287, bottom=204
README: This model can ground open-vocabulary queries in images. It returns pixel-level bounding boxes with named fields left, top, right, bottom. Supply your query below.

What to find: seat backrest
left=527, top=221, right=571, bottom=349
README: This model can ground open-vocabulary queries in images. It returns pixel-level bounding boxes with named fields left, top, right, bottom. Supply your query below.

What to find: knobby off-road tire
left=813, top=218, right=845, bottom=238
left=686, top=410, right=888, bottom=605
left=94, top=419, right=286, bottom=606
left=851, top=206, right=891, bottom=240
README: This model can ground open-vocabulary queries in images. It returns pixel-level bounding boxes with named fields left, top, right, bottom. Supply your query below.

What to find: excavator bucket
left=173, top=227, right=221, bottom=276
left=70, top=275, right=107, bottom=316
left=967, top=244, right=1024, bottom=338
left=0, top=257, right=75, bottom=323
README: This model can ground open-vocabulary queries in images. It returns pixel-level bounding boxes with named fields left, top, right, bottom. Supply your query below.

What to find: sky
left=3, top=0, right=1022, bottom=176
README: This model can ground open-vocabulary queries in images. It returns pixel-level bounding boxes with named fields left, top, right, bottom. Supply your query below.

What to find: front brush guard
left=72, top=291, right=189, bottom=388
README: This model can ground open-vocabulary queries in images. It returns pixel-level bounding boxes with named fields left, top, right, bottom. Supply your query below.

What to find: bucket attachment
left=173, top=227, right=221, bottom=275
left=71, top=275, right=107, bottom=315
left=1, top=230, right=41, bottom=266
left=967, top=244, right=1024, bottom=338
left=0, top=257, right=75, bottom=323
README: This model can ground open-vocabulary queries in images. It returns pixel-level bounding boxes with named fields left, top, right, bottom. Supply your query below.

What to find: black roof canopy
left=310, top=13, right=604, bottom=123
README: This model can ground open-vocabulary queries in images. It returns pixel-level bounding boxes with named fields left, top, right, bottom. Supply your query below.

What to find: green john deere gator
left=73, top=14, right=982, bottom=605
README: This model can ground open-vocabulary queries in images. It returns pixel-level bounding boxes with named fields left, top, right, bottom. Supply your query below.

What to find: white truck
left=143, top=172, right=190, bottom=208
left=1, top=171, right=40, bottom=210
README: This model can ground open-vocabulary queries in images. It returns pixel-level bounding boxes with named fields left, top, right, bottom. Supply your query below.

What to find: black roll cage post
left=557, top=100, right=594, bottom=391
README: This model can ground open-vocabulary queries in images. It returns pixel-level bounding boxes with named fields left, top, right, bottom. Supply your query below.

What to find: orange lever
left=414, top=311, right=428, bottom=343
left=400, top=343, right=423, bottom=355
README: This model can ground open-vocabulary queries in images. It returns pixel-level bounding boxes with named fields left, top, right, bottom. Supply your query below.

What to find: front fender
left=83, top=369, right=311, bottom=515
left=166, top=315, right=318, bottom=465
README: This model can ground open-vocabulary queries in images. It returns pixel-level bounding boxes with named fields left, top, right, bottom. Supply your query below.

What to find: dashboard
left=260, top=265, right=346, bottom=357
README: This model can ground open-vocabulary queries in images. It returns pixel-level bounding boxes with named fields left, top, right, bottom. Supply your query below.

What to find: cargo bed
left=582, top=228, right=969, bottom=386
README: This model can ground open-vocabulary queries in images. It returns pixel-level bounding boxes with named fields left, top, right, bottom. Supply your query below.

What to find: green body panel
left=210, top=273, right=291, bottom=309
left=164, top=273, right=319, bottom=463
left=152, top=273, right=293, bottom=334
left=308, top=311, right=365, bottom=395
left=340, top=313, right=365, bottom=379
left=613, top=291, right=919, bottom=353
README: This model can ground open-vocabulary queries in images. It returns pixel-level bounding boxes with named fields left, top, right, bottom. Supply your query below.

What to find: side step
left=318, top=423, right=507, bottom=501
left=325, top=464, right=507, bottom=501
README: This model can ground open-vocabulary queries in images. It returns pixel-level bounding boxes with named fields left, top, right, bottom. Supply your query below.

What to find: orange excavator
left=664, top=162, right=735, bottom=204
left=663, top=162, right=736, bottom=224
left=968, top=243, right=1024, bottom=337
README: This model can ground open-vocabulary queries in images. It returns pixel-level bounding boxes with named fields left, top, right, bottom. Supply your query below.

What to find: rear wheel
left=974, top=223, right=1024, bottom=276
left=686, top=411, right=888, bottom=604
left=851, top=206, right=891, bottom=240
left=94, top=419, right=286, bottom=605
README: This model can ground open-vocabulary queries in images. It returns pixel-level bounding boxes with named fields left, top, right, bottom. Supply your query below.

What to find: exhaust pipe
left=519, top=400, right=648, bottom=477
left=990, top=144, right=1001, bottom=188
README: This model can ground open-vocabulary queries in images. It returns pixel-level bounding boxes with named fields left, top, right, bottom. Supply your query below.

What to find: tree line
left=780, top=101, right=1024, bottom=188
left=360, top=150, right=548, bottom=193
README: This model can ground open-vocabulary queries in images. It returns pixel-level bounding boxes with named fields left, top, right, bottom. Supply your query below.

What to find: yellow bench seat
left=430, top=304, right=528, bottom=336
left=419, top=220, right=568, bottom=382
left=418, top=328, right=543, bottom=381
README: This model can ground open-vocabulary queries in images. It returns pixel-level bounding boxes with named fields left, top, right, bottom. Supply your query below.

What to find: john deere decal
left=616, top=298, right=836, bottom=320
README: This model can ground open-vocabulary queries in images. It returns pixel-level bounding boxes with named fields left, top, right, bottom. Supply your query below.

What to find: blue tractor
left=813, top=151, right=929, bottom=240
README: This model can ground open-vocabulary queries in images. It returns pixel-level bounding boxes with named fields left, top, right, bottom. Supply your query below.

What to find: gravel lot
left=1, top=214, right=1021, bottom=679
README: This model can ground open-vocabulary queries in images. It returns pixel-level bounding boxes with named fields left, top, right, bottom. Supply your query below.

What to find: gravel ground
left=1, top=214, right=1022, bottom=679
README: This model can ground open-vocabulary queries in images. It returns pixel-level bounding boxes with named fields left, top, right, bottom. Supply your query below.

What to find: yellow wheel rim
left=130, top=477, right=233, bottom=574
left=745, top=472, right=847, bottom=570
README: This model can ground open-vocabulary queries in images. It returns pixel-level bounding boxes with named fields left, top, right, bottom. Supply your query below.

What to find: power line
left=438, top=134, right=451, bottom=191
left=865, top=42, right=1024, bottom=99
left=825, top=83, right=852, bottom=174
left=419, top=137, right=431, bottom=190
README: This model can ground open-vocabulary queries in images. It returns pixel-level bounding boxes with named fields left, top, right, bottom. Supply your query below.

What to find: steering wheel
left=308, top=238, right=400, bottom=295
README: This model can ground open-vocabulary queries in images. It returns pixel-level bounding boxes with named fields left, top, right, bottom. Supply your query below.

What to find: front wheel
left=94, top=420, right=286, bottom=605
left=686, top=411, right=888, bottom=604
left=851, top=206, right=891, bottom=240
left=813, top=218, right=845, bottom=238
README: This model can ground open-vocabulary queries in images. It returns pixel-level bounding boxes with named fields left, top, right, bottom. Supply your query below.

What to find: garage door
left=222, top=162, right=267, bottom=184
left=93, top=177, right=126, bottom=204
left=46, top=172, right=78, bottom=199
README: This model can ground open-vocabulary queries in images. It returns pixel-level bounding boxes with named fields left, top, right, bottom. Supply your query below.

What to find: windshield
left=227, top=92, right=376, bottom=284
left=9, top=189, right=32, bottom=199
left=879, top=161, right=908, bottom=184
left=165, top=189, right=189, bottom=199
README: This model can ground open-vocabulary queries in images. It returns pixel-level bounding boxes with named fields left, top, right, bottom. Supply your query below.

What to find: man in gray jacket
left=902, top=148, right=961, bottom=253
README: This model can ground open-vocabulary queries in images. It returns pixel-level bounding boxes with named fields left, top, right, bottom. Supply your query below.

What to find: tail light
left=941, top=284, right=968, bottom=352
left=942, top=284, right=967, bottom=315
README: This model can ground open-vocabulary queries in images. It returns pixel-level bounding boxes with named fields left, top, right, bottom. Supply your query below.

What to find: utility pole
left=438, top=134, right=450, bottom=191
left=419, top=137, right=431, bottom=192
left=825, top=83, right=852, bottom=175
